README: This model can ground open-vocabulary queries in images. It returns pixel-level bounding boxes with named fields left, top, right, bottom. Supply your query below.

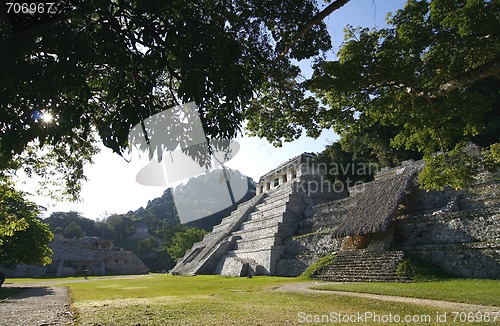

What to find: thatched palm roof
left=333, top=172, right=416, bottom=237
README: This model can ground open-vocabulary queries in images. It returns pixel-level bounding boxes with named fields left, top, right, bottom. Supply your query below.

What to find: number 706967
left=6, top=2, right=56, bottom=14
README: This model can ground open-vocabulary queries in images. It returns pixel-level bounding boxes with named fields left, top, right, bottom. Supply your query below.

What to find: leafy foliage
left=299, top=254, right=336, bottom=280
left=0, top=178, right=53, bottom=267
left=137, top=237, right=159, bottom=255
left=317, top=142, right=379, bottom=187
left=165, top=227, right=208, bottom=260
left=44, top=210, right=113, bottom=239
left=396, top=256, right=451, bottom=281
left=105, top=214, right=136, bottom=240
left=63, top=221, right=86, bottom=239
left=42, top=168, right=253, bottom=270
left=1, top=0, right=333, bottom=199
left=304, top=0, right=499, bottom=189
left=2, top=0, right=498, bottom=196
left=418, top=142, right=500, bottom=190
left=133, top=188, right=179, bottom=234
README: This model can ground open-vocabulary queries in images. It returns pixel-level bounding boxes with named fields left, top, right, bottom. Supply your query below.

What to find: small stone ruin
left=1, top=235, right=149, bottom=277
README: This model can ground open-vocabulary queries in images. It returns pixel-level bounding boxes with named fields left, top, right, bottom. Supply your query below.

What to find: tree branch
left=415, top=57, right=500, bottom=99
left=278, top=0, right=351, bottom=59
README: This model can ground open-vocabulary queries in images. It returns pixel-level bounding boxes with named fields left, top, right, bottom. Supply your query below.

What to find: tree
left=141, top=188, right=179, bottom=227
left=105, top=214, right=136, bottom=240
left=0, top=178, right=53, bottom=267
left=317, top=141, right=379, bottom=189
left=4, top=0, right=496, bottom=193
left=45, top=211, right=99, bottom=236
left=303, top=0, right=499, bottom=189
left=95, top=220, right=114, bottom=239
left=0, top=0, right=340, bottom=200
left=165, top=227, right=208, bottom=260
left=137, top=237, right=159, bottom=256
left=63, top=221, right=85, bottom=239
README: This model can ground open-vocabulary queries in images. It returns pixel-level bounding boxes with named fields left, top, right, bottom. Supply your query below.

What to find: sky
left=17, top=0, right=408, bottom=220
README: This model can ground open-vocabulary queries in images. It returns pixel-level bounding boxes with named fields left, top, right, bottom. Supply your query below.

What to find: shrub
left=299, top=254, right=336, bottom=280
left=396, top=256, right=452, bottom=282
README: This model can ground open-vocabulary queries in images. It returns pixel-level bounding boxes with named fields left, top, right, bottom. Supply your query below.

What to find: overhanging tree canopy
left=305, top=0, right=499, bottom=154
left=304, top=0, right=500, bottom=188
left=1, top=0, right=498, bottom=196
left=1, top=0, right=339, bottom=199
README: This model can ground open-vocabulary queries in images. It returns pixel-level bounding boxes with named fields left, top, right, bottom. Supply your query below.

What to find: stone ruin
left=171, top=153, right=346, bottom=276
left=1, top=235, right=149, bottom=277
left=172, top=153, right=500, bottom=280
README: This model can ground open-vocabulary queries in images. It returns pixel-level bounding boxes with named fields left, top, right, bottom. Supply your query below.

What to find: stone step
left=233, top=236, right=277, bottom=250
left=170, top=192, right=266, bottom=275
left=259, top=185, right=295, bottom=199
left=246, top=209, right=297, bottom=224
left=332, top=254, right=404, bottom=262
left=318, top=275, right=409, bottom=282
left=211, top=205, right=256, bottom=233
left=327, top=261, right=400, bottom=268
left=332, top=251, right=404, bottom=258
left=233, top=224, right=281, bottom=239
left=240, top=215, right=284, bottom=231
left=312, top=250, right=408, bottom=282
left=248, top=206, right=288, bottom=221
left=234, top=224, right=296, bottom=243
left=254, top=194, right=300, bottom=211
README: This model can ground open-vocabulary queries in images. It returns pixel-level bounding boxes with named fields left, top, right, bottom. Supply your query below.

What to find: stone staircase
left=215, top=182, right=300, bottom=275
left=172, top=169, right=346, bottom=276
left=170, top=192, right=266, bottom=275
left=312, top=250, right=410, bottom=282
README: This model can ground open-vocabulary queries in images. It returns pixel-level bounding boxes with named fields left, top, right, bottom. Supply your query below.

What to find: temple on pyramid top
left=256, top=153, right=326, bottom=195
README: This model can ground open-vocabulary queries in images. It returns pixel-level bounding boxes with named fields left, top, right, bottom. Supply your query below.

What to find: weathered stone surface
left=1, top=235, right=149, bottom=277
left=306, top=166, right=500, bottom=279
left=312, top=250, right=410, bottom=282
left=171, top=154, right=347, bottom=276
left=170, top=192, right=267, bottom=275
left=173, top=154, right=500, bottom=280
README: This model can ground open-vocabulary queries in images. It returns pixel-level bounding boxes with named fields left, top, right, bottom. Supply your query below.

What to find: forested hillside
left=42, top=168, right=255, bottom=271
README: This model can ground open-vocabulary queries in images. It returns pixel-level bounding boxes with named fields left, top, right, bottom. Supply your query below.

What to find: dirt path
left=0, top=275, right=152, bottom=325
left=0, top=286, right=74, bottom=326
left=277, top=282, right=499, bottom=312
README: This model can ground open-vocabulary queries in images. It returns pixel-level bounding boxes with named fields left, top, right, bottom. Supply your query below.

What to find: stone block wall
left=394, top=206, right=500, bottom=279
left=394, top=208, right=499, bottom=246
left=276, top=231, right=343, bottom=276
left=275, top=189, right=351, bottom=276
left=277, top=166, right=499, bottom=279
left=173, top=168, right=346, bottom=276
left=1, top=235, right=149, bottom=277
left=173, top=154, right=499, bottom=280
left=388, top=174, right=500, bottom=279
left=170, top=193, right=266, bottom=275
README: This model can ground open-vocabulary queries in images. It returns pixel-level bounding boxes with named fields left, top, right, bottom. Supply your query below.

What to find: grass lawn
left=6, top=274, right=499, bottom=325
left=8, top=274, right=494, bottom=325
left=311, top=279, right=500, bottom=307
